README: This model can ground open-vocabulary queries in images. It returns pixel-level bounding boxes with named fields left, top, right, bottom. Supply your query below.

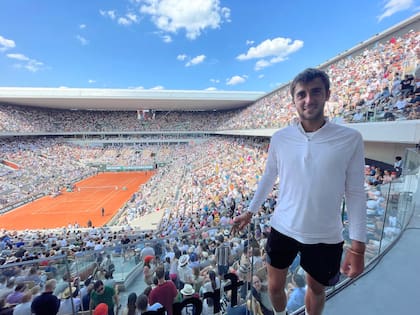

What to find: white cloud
left=210, top=78, right=220, bottom=83
left=177, top=54, right=187, bottom=61
left=205, top=87, right=217, bottom=91
left=126, top=13, right=139, bottom=23
left=28, top=61, right=45, bottom=72
left=7, top=53, right=45, bottom=72
left=79, top=24, right=87, bottom=29
left=237, top=37, right=303, bottom=71
left=226, top=75, right=247, bottom=86
left=258, top=74, right=264, bottom=79
left=162, top=34, right=172, bottom=43
left=100, top=10, right=117, bottom=20
left=237, top=37, right=303, bottom=60
left=186, top=54, right=206, bottom=67
left=378, top=0, right=413, bottom=21
left=24, top=59, right=44, bottom=72
left=76, top=35, right=89, bottom=45
left=221, top=7, right=231, bottom=22
left=246, top=40, right=254, bottom=46
left=139, top=0, right=231, bottom=40
left=254, top=59, right=271, bottom=71
left=88, top=79, right=96, bottom=84
left=0, top=35, right=16, bottom=52
left=118, top=12, right=139, bottom=25
left=6, top=53, right=29, bottom=61
left=118, top=17, right=132, bottom=25
left=151, top=85, right=164, bottom=90
left=101, top=9, right=139, bottom=26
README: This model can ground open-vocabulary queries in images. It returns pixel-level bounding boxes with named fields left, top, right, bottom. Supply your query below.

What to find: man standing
left=90, top=280, right=119, bottom=315
left=149, top=265, right=178, bottom=315
left=31, top=279, right=60, bottom=315
left=233, top=68, right=366, bottom=315
left=214, top=234, right=231, bottom=278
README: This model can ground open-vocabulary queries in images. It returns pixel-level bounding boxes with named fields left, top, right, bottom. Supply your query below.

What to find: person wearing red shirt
left=149, top=265, right=178, bottom=315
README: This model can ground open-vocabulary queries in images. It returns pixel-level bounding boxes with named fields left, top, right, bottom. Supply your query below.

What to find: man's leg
left=305, top=273, right=325, bottom=315
left=267, top=264, right=288, bottom=313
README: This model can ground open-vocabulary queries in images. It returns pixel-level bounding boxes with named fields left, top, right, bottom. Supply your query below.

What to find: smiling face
left=252, top=275, right=262, bottom=291
left=292, top=77, right=330, bottom=131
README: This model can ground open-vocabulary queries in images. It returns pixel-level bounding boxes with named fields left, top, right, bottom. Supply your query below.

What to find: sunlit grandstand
left=0, top=13, right=419, bottom=315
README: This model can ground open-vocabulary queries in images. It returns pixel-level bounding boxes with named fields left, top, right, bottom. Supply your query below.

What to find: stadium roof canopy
left=0, top=87, right=266, bottom=111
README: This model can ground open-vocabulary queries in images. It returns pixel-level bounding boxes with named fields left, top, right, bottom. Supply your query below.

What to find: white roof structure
left=0, top=87, right=265, bottom=111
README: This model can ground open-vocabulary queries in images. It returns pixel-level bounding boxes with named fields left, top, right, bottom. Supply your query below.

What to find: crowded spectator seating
left=0, top=136, right=418, bottom=314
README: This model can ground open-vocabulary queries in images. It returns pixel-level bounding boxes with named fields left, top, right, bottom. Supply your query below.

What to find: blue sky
left=0, top=0, right=418, bottom=93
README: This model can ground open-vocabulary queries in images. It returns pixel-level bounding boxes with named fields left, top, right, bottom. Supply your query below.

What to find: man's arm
left=233, top=138, right=278, bottom=234
left=341, top=132, right=366, bottom=278
left=344, top=132, right=367, bottom=244
left=248, top=139, right=278, bottom=214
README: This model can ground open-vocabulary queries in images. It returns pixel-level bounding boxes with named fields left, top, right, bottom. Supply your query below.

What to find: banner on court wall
left=105, top=165, right=155, bottom=171
left=0, top=193, right=45, bottom=214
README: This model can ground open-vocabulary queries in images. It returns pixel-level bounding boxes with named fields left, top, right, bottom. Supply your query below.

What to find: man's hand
left=340, top=242, right=365, bottom=278
left=231, top=211, right=253, bottom=235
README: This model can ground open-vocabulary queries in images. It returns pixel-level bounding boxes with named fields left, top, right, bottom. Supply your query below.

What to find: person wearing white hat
left=177, top=255, right=193, bottom=287
left=180, top=284, right=195, bottom=297
left=179, top=284, right=201, bottom=315
left=57, top=286, right=81, bottom=315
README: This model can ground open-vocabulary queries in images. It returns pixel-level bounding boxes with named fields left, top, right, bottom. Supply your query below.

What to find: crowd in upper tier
left=0, top=30, right=419, bottom=134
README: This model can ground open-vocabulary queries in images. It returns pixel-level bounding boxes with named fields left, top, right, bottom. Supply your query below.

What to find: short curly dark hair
left=290, top=68, right=330, bottom=99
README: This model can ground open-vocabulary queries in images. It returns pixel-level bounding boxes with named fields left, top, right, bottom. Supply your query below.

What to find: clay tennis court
left=0, top=172, right=153, bottom=230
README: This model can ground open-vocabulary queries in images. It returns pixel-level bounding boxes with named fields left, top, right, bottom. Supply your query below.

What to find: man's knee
left=267, top=266, right=288, bottom=294
left=306, top=274, right=325, bottom=296
left=268, top=279, right=284, bottom=294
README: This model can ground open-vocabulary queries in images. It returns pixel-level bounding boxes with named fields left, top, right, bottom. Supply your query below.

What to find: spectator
left=57, top=286, right=81, bottom=315
left=94, top=303, right=109, bottom=315
left=121, top=292, right=137, bottom=315
left=200, top=270, right=221, bottom=315
left=352, top=108, right=365, bottom=122
left=179, top=284, right=200, bottom=315
left=6, top=283, right=25, bottom=305
left=143, top=255, right=156, bottom=286
left=90, top=280, right=119, bottom=315
left=177, top=255, right=193, bottom=288
left=249, top=275, right=273, bottom=315
left=286, top=273, right=306, bottom=313
left=149, top=265, right=178, bottom=315
left=394, top=156, right=403, bottom=177
left=215, top=234, right=231, bottom=279
left=383, top=107, right=395, bottom=121
left=11, top=290, right=32, bottom=315
left=137, top=294, right=163, bottom=313
left=31, top=279, right=60, bottom=315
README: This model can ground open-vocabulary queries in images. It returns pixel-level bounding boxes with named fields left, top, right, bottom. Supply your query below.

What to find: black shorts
left=265, top=228, right=343, bottom=286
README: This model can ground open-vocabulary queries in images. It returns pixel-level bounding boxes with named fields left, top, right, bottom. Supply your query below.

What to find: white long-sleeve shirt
left=249, top=121, right=366, bottom=244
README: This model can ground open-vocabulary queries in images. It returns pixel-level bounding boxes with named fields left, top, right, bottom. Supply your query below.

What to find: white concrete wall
left=215, top=120, right=420, bottom=165
left=364, top=142, right=415, bottom=165
left=347, top=120, right=420, bottom=144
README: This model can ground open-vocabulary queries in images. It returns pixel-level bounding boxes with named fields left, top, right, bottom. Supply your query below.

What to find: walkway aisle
left=324, top=206, right=420, bottom=315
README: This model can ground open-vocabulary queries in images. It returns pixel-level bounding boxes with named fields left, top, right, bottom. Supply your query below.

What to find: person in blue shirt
left=286, top=273, right=306, bottom=313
